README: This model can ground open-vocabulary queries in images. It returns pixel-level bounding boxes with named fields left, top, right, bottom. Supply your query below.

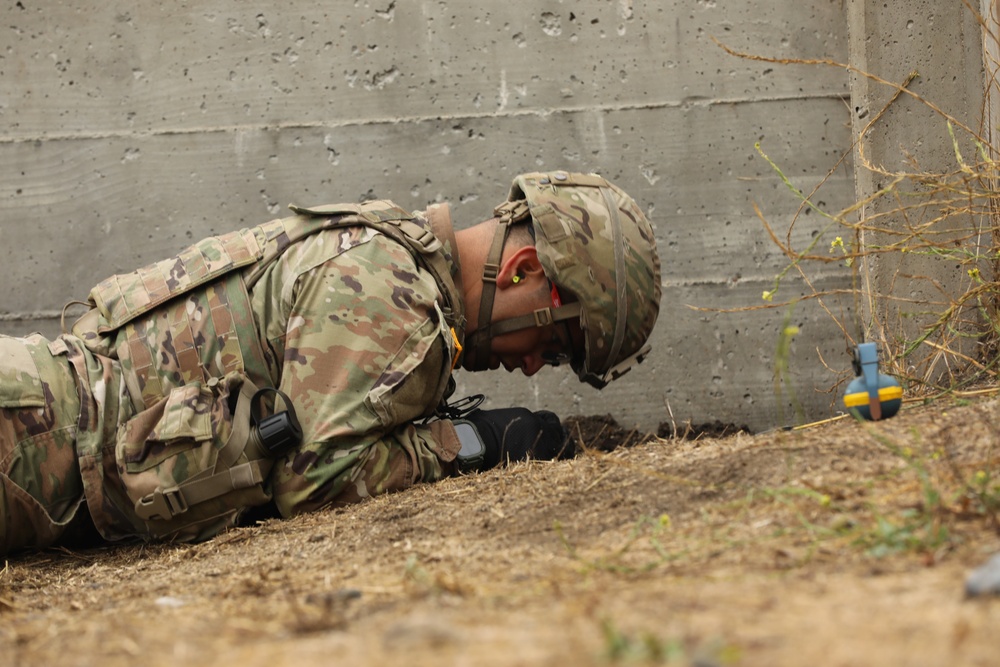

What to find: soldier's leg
left=0, top=334, right=84, bottom=556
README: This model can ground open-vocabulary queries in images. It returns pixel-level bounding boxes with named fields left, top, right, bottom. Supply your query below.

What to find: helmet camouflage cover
left=507, top=171, right=661, bottom=388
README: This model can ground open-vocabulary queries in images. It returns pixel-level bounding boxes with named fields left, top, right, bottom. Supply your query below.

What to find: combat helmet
left=468, top=171, right=661, bottom=388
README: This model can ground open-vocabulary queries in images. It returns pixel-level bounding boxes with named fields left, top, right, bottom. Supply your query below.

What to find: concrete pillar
left=847, top=0, right=988, bottom=384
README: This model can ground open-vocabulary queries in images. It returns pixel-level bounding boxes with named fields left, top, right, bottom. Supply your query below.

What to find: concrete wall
left=1, top=1, right=858, bottom=433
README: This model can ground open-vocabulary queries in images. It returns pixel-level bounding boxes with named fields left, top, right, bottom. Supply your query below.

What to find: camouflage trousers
left=0, top=334, right=85, bottom=555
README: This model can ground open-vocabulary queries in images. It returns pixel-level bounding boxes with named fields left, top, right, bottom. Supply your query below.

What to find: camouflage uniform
left=0, top=201, right=465, bottom=554
left=0, top=333, right=87, bottom=550
left=1, top=170, right=663, bottom=556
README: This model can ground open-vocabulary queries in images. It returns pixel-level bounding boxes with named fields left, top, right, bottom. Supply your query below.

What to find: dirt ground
left=3, top=396, right=1000, bottom=667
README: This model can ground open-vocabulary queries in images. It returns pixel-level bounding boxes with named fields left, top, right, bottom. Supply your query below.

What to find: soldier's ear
left=498, top=246, right=544, bottom=288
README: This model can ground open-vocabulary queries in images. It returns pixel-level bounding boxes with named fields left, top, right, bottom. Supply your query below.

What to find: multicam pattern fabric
left=0, top=334, right=85, bottom=553
left=248, top=214, right=461, bottom=515
left=0, top=201, right=465, bottom=553
left=114, top=372, right=276, bottom=541
left=507, top=172, right=661, bottom=386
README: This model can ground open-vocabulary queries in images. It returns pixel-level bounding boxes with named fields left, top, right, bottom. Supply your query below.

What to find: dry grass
left=2, top=395, right=1000, bottom=666
left=703, top=1, right=1000, bottom=405
left=6, top=8, right=1000, bottom=667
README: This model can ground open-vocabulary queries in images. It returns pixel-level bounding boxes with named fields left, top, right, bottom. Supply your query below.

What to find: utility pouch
left=116, top=371, right=299, bottom=542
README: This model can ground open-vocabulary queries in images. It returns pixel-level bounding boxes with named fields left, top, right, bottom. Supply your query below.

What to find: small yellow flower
left=968, top=267, right=982, bottom=282
left=658, top=513, right=672, bottom=528
left=820, top=494, right=831, bottom=507
left=975, top=470, right=988, bottom=484
left=784, top=325, right=800, bottom=336
left=762, top=289, right=775, bottom=302
left=829, top=236, right=844, bottom=254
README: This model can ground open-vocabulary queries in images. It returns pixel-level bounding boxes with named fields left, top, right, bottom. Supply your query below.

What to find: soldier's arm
left=261, top=230, right=461, bottom=516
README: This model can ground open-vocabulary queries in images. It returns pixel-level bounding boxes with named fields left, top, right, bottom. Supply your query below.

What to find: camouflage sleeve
left=254, top=226, right=462, bottom=516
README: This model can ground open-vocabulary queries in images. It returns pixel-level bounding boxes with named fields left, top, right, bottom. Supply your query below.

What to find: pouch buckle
left=134, top=486, right=188, bottom=521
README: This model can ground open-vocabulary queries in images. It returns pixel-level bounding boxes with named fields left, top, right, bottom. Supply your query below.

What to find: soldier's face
left=475, top=275, right=583, bottom=377
left=485, top=322, right=574, bottom=376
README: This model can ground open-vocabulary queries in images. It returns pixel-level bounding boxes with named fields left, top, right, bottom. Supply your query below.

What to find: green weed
left=760, top=486, right=837, bottom=542
left=601, top=620, right=686, bottom=664
left=712, top=11, right=1000, bottom=410
left=967, top=467, right=1000, bottom=517
left=856, top=510, right=950, bottom=558
left=600, top=620, right=741, bottom=666
left=850, top=423, right=1000, bottom=558
left=772, top=306, right=807, bottom=426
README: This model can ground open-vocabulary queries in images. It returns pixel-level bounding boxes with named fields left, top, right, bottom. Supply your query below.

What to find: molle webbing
left=71, top=201, right=462, bottom=411
left=85, top=228, right=263, bottom=333
left=117, top=272, right=270, bottom=411
left=76, top=201, right=427, bottom=340
left=271, top=202, right=463, bottom=331
left=73, top=228, right=272, bottom=410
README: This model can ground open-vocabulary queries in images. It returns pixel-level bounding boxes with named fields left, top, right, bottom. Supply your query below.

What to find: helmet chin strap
left=464, top=200, right=581, bottom=371
left=465, top=213, right=511, bottom=370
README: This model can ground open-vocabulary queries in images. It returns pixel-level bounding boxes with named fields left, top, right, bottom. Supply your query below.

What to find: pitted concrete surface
left=0, top=1, right=980, bottom=432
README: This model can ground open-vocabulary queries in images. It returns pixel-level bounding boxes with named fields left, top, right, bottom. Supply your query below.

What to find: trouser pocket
left=0, top=475, right=85, bottom=556
left=0, top=334, right=85, bottom=555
